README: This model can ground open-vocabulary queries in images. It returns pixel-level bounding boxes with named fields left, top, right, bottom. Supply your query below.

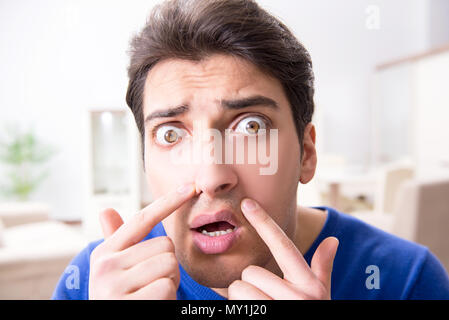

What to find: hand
left=228, top=198, right=339, bottom=300
left=88, top=183, right=196, bottom=300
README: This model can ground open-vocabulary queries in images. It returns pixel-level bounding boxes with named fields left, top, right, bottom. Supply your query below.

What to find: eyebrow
left=220, top=95, right=279, bottom=110
left=144, top=95, right=279, bottom=124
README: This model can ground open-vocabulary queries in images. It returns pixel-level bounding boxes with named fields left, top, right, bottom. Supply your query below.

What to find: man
left=53, top=0, right=449, bottom=299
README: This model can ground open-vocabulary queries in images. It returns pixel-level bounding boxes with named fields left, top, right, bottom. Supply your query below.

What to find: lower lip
left=191, top=228, right=240, bottom=254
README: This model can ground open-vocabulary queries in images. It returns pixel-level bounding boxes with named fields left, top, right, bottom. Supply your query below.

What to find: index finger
left=240, top=198, right=315, bottom=284
left=104, top=183, right=196, bottom=252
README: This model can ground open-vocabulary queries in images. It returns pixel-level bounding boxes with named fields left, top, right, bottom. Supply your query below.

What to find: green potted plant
left=0, top=125, right=57, bottom=201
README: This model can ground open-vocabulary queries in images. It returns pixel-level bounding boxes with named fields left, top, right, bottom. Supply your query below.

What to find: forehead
left=142, top=54, right=287, bottom=116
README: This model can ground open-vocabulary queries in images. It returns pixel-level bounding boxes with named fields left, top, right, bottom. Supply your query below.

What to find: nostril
left=215, top=183, right=231, bottom=193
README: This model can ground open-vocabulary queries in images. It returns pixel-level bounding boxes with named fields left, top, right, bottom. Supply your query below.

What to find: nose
left=195, top=163, right=238, bottom=198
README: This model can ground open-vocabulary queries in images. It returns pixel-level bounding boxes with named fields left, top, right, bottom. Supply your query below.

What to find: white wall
left=0, top=0, right=434, bottom=220
left=0, top=0, right=158, bottom=220
left=428, top=0, right=449, bottom=48
left=258, top=0, right=429, bottom=167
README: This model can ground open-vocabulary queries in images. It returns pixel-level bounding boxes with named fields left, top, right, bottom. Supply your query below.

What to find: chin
left=182, top=259, right=245, bottom=288
left=177, top=246, right=271, bottom=289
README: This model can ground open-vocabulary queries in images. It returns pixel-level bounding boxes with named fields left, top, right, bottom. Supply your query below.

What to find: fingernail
left=177, top=183, right=194, bottom=194
left=242, top=199, right=257, bottom=212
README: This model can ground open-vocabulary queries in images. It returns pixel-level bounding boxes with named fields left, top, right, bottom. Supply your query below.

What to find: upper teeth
left=201, top=228, right=234, bottom=237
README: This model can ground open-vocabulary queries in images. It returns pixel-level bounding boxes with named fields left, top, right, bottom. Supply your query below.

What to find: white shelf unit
left=83, top=109, right=144, bottom=240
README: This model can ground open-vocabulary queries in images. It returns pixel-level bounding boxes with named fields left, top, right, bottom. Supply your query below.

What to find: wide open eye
left=234, top=116, right=267, bottom=135
left=155, top=125, right=187, bottom=146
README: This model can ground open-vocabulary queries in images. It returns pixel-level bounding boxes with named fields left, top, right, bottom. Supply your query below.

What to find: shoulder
left=331, top=208, right=427, bottom=258
left=320, top=207, right=449, bottom=299
left=51, top=238, right=103, bottom=300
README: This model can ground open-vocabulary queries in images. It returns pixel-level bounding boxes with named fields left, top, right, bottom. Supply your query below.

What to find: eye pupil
left=164, top=129, right=178, bottom=143
left=246, top=121, right=260, bottom=134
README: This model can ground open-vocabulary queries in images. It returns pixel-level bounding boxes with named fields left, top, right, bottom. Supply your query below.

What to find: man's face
left=142, top=54, right=302, bottom=288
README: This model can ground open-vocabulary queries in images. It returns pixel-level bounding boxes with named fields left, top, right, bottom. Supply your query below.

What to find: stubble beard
left=175, top=238, right=272, bottom=288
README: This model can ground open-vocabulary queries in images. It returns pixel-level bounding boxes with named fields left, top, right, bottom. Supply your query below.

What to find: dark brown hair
left=126, top=0, right=315, bottom=159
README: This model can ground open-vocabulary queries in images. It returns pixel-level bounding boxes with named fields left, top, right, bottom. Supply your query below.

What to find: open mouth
left=190, top=210, right=240, bottom=254
left=194, top=221, right=236, bottom=237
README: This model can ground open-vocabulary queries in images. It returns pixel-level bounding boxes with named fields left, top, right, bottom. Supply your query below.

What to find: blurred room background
left=0, top=0, right=448, bottom=299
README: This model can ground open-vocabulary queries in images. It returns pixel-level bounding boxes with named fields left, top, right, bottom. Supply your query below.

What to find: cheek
left=238, top=133, right=300, bottom=220
left=240, top=170, right=296, bottom=211
left=144, top=142, right=180, bottom=198
left=145, top=148, right=190, bottom=238
left=277, top=131, right=301, bottom=179
left=251, top=132, right=300, bottom=195
left=144, top=142, right=198, bottom=199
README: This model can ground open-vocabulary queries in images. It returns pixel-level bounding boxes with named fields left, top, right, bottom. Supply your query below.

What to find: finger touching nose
left=195, top=164, right=238, bottom=198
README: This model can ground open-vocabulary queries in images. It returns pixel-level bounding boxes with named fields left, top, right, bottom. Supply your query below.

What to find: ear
left=299, top=123, right=317, bottom=184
